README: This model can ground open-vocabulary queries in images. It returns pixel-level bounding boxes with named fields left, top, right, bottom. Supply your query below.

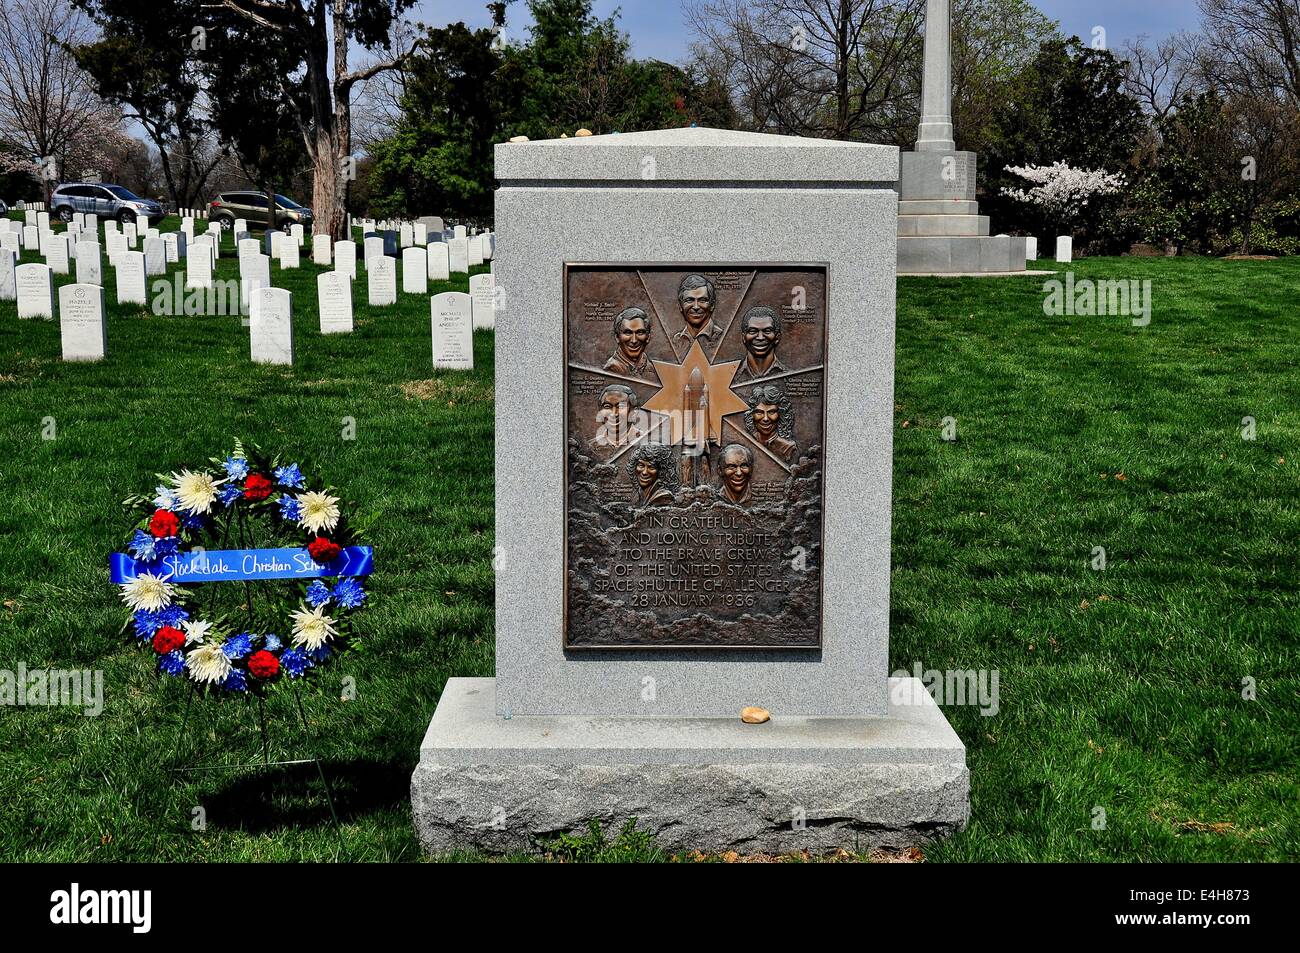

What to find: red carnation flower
left=248, top=650, right=280, bottom=679
left=307, top=537, right=341, bottom=563
left=244, top=473, right=273, bottom=501
left=152, top=625, right=186, bottom=654
left=148, top=509, right=180, bottom=538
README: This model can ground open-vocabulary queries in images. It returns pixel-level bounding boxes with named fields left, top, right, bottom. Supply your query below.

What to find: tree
left=685, top=0, right=925, bottom=141
left=944, top=0, right=1061, bottom=152
left=368, top=20, right=502, bottom=221
left=0, top=0, right=114, bottom=198
left=1197, top=0, right=1300, bottom=106
left=204, top=19, right=309, bottom=227
left=72, top=0, right=224, bottom=209
left=212, top=0, right=424, bottom=240
left=981, top=38, right=1144, bottom=248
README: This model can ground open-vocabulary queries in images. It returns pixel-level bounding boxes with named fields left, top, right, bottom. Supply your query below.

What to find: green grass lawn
left=0, top=219, right=1296, bottom=861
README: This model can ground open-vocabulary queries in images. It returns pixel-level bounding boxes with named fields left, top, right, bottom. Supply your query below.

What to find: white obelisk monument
left=897, top=0, right=1029, bottom=273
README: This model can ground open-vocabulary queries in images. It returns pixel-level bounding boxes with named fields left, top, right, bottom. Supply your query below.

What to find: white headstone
left=234, top=218, right=247, bottom=235
left=427, top=242, right=450, bottom=282
left=469, top=272, right=496, bottom=330
left=467, top=235, right=484, bottom=268
left=483, top=232, right=495, bottom=260
left=1026, top=237, right=1038, bottom=261
left=312, top=234, right=332, bottom=266
left=59, top=283, right=107, bottom=361
left=249, top=287, right=294, bottom=365
left=335, top=240, right=357, bottom=279
left=122, top=221, right=137, bottom=245
left=290, top=223, right=305, bottom=247
left=16, top=262, right=54, bottom=318
left=23, top=225, right=38, bottom=250
left=45, top=235, right=70, bottom=274
left=115, top=250, right=148, bottom=305
left=453, top=225, right=467, bottom=240
left=0, top=248, right=15, bottom=301
left=363, top=236, right=385, bottom=267
left=317, top=271, right=354, bottom=334
left=37, top=211, right=50, bottom=231
left=279, top=237, right=300, bottom=269
left=105, top=231, right=127, bottom=266
left=402, top=246, right=428, bottom=294
left=448, top=238, right=469, bottom=273
left=269, top=230, right=284, bottom=258
left=0, top=231, right=16, bottom=256
left=1055, top=236, right=1072, bottom=263
left=414, top=223, right=428, bottom=245
left=143, top=237, right=166, bottom=276
left=24, top=209, right=36, bottom=226
left=241, top=253, right=271, bottom=309
left=186, top=244, right=212, bottom=289
left=431, top=292, right=473, bottom=370
left=238, top=237, right=261, bottom=270
left=399, top=223, right=413, bottom=249
left=75, top=241, right=102, bottom=285
left=367, top=255, right=396, bottom=306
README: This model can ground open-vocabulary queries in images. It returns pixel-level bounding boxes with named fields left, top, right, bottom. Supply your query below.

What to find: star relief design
left=642, top=338, right=749, bottom=445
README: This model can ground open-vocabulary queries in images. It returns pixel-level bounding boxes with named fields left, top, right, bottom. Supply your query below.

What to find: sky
left=408, top=0, right=1207, bottom=63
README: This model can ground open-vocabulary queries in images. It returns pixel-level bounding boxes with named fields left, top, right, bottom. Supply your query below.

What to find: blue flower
left=132, top=605, right=190, bottom=640
left=280, top=649, right=311, bottom=678
left=223, top=456, right=250, bottom=480
left=305, top=580, right=332, bottom=608
left=217, top=482, right=242, bottom=506
left=128, top=529, right=159, bottom=562
left=274, top=463, right=305, bottom=489
left=153, top=485, right=179, bottom=509
left=277, top=495, right=302, bottom=521
left=158, top=650, right=186, bottom=676
left=180, top=510, right=205, bottom=530
left=332, top=578, right=367, bottom=609
left=308, top=645, right=332, bottom=663
left=221, top=669, right=248, bottom=692
left=262, top=633, right=282, bottom=652
left=222, top=633, right=254, bottom=659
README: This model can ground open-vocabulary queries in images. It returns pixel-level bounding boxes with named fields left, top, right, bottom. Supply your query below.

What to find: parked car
left=51, top=183, right=165, bottom=224
left=207, top=192, right=313, bottom=231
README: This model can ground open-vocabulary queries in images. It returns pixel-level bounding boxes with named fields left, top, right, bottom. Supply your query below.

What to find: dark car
left=51, top=183, right=165, bottom=224
left=207, top=192, right=313, bottom=231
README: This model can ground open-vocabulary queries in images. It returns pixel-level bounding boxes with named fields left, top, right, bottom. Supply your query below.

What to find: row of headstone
left=9, top=263, right=107, bottom=361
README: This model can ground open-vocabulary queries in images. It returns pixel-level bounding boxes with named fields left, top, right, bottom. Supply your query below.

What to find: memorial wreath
left=110, top=441, right=374, bottom=694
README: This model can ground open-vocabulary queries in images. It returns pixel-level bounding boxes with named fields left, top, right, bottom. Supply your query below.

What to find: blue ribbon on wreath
left=109, top=546, right=374, bottom=584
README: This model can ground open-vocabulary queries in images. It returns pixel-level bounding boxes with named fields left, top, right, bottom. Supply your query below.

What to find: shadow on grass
left=194, top=758, right=412, bottom=832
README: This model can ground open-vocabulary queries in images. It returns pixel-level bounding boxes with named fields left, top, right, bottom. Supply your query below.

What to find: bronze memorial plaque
left=564, top=264, right=828, bottom=649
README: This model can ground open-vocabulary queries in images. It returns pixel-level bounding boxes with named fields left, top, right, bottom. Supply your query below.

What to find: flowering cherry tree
left=1001, top=161, right=1127, bottom=231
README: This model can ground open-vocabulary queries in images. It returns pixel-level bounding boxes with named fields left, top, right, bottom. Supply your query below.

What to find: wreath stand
left=153, top=499, right=344, bottom=841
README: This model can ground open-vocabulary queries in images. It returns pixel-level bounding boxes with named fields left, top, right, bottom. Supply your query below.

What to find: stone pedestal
left=413, top=677, right=969, bottom=855
left=410, top=127, right=969, bottom=856
left=897, top=150, right=1028, bottom=275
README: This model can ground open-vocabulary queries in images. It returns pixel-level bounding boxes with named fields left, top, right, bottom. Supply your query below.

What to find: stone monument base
left=411, top=677, right=969, bottom=857
left=896, top=149, right=1031, bottom=275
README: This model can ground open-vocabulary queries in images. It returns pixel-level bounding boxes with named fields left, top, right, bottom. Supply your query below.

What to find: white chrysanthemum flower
left=170, top=468, right=222, bottom=515
left=182, top=619, right=212, bottom=645
left=296, top=491, right=341, bottom=534
left=290, top=604, right=338, bottom=651
left=186, top=641, right=232, bottom=685
left=119, top=572, right=175, bottom=611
